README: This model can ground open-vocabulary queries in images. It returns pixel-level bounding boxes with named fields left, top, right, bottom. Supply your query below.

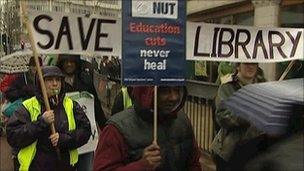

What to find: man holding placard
left=93, top=86, right=201, bottom=170
left=93, top=0, right=200, bottom=170
left=211, top=63, right=268, bottom=170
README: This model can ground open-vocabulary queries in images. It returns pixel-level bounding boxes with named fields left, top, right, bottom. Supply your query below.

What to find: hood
left=56, top=54, right=81, bottom=74
left=131, top=86, right=187, bottom=122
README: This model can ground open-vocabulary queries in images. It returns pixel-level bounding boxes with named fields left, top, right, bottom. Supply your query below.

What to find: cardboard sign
left=66, top=91, right=98, bottom=154
left=122, top=0, right=186, bottom=85
left=187, top=22, right=304, bottom=62
left=28, top=10, right=121, bottom=56
left=27, top=10, right=303, bottom=64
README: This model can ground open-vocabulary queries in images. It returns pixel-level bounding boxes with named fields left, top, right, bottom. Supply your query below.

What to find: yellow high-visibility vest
left=121, top=87, right=132, bottom=109
left=18, top=96, right=78, bottom=171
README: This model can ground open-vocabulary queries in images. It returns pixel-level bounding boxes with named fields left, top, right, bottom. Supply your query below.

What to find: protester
left=56, top=54, right=106, bottom=171
left=6, top=66, right=91, bottom=171
left=2, top=56, right=42, bottom=170
left=215, top=62, right=265, bottom=85
left=215, top=62, right=234, bottom=85
left=3, top=56, right=42, bottom=103
left=96, top=56, right=132, bottom=115
left=1, top=56, right=42, bottom=128
left=93, top=86, right=201, bottom=171
left=56, top=54, right=106, bottom=127
left=211, top=63, right=267, bottom=171
left=1, top=56, right=42, bottom=123
left=99, top=56, right=110, bottom=75
left=111, top=86, right=133, bottom=115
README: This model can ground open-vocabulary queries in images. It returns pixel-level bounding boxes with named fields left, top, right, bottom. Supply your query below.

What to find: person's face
left=157, top=86, right=181, bottom=114
left=237, top=63, right=258, bottom=79
left=44, top=76, right=62, bottom=97
left=63, top=59, right=76, bottom=75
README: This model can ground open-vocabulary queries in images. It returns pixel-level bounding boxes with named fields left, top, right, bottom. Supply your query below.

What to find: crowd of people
left=0, top=56, right=302, bottom=171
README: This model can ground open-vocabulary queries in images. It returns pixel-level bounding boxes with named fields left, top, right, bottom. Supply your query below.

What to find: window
left=281, top=5, right=304, bottom=28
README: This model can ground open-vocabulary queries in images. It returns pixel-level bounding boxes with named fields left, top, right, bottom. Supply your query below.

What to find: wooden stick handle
left=279, top=60, right=296, bottom=81
left=153, top=86, right=158, bottom=145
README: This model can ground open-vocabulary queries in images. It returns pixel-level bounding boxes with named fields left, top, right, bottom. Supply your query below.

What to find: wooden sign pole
left=279, top=60, right=296, bottom=81
left=153, top=86, right=158, bottom=145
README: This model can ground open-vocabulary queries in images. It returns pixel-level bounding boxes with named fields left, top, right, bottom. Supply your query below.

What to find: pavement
left=0, top=135, right=14, bottom=171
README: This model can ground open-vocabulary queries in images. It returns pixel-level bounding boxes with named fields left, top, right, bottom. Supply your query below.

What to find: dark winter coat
left=6, top=66, right=91, bottom=171
left=211, top=74, right=266, bottom=161
left=108, top=108, right=196, bottom=170
left=94, top=86, right=201, bottom=170
left=56, top=55, right=106, bottom=128
left=245, top=133, right=303, bottom=171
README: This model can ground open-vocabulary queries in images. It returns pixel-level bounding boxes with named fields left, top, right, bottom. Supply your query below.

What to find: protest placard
left=66, top=91, right=98, bottom=154
left=122, top=0, right=186, bottom=85
left=187, top=22, right=304, bottom=62
left=28, top=10, right=121, bottom=57
left=27, top=10, right=303, bottom=64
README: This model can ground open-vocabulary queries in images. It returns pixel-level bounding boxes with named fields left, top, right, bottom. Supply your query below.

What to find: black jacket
left=6, top=77, right=91, bottom=170
left=57, top=55, right=107, bottom=128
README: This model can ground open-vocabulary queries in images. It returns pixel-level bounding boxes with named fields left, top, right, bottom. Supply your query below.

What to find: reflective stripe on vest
left=18, top=96, right=78, bottom=171
left=121, top=87, right=132, bottom=109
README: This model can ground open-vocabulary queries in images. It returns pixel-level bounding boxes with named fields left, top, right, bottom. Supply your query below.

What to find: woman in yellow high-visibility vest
left=6, top=66, right=91, bottom=171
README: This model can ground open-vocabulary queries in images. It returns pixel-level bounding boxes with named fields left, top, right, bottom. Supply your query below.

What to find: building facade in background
left=1, top=0, right=303, bottom=81
left=187, top=0, right=304, bottom=81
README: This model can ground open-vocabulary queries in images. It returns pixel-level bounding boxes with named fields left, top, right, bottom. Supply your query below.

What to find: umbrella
left=0, top=50, right=33, bottom=74
left=222, top=78, right=304, bottom=135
